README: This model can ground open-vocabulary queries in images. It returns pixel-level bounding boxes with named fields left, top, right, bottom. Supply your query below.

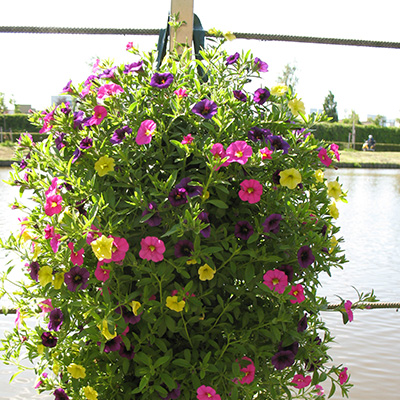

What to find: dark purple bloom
left=115, top=305, right=141, bottom=325
left=248, top=126, right=270, bottom=143
left=72, top=148, right=82, bottom=163
left=234, top=220, right=254, bottom=240
left=191, top=99, right=218, bottom=119
left=271, top=350, right=295, bottom=370
left=53, top=388, right=69, bottom=400
left=176, top=177, right=203, bottom=198
left=73, top=111, right=85, bottom=130
left=297, top=314, right=308, bottom=332
left=321, top=224, right=328, bottom=236
left=262, top=214, right=282, bottom=234
left=233, top=90, right=247, bottom=102
left=254, top=57, right=269, bottom=72
left=277, top=264, right=294, bottom=282
left=142, top=202, right=162, bottom=227
left=161, top=383, right=181, bottom=400
left=253, top=88, right=270, bottom=105
left=48, top=308, right=64, bottom=332
left=55, top=132, right=66, bottom=150
left=98, top=67, right=116, bottom=79
left=27, top=261, right=40, bottom=281
left=197, top=211, right=210, bottom=238
left=279, top=341, right=299, bottom=356
left=119, top=342, right=136, bottom=359
left=100, top=336, right=122, bottom=353
left=79, top=137, right=93, bottom=150
left=60, top=102, right=71, bottom=115
left=41, top=331, right=58, bottom=348
left=150, top=72, right=174, bottom=89
left=174, top=240, right=194, bottom=258
left=168, top=187, right=188, bottom=207
left=267, top=135, right=290, bottom=154
left=297, top=245, right=315, bottom=268
left=110, top=125, right=132, bottom=144
left=226, top=52, right=239, bottom=65
left=20, top=158, right=27, bottom=169
left=64, top=266, right=90, bottom=292
left=272, top=169, right=282, bottom=185
left=123, top=61, right=144, bottom=74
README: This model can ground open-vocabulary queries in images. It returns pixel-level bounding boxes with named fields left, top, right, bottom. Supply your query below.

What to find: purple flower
left=277, top=264, right=294, bottom=282
left=248, top=126, right=270, bottom=143
left=64, top=266, right=90, bottom=292
left=55, top=132, right=66, bottom=150
left=53, top=388, right=69, bottom=400
left=233, top=90, right=247, bottom=102
left=60, top=102, right=71, bottom=115
left=72, top=148, right=82, bottom=163
left=98, top=67, right=116, bottom=79
left=267, top=135, right=290, bottom=154
left=191, top=99, right=218, bottom=119
left=279, top=341, right=299, bottom=356
left=142, top=202, right=162, bottom=226
left=115, top=305, right=141, bottom=325
left=73, top=111, right=85, bottom=130
left=161, top=383, right=181, bottom=400
left=271, top=350, right=295, bottom=370
left=174, top=240, right=194, bottom=258
left=84, top=75, right=97, bottom=86
left=123, top=61, right=144, bottom=74
left=41, top=331, right=58, bottom=348
left=297, top=245, right=315, bottom=268
left=262, top=214, right=282, bottom=234
left=102, top=336, right=122, bottom=353
left=297, top=314, right=308, bottom=332
left=168, top=187, right=188, bottom=207
left=150, top=72, right=174, bottom=89
left=272, top=169, right=282, bottom=185
left=20, top=158, right=27, bottom=169
left=253, top=88, right=270, bottom=105
left=176, top=177, right=203, bottom=198
left=62, top=80, right=72, bottom=93
left=197, top=212, right=211, bottom=238
left=226, top=52, right=239, bottom=65
left=254, top=57, right=269, bottom=72
left=119, top=342, right=135, bottom=359
left=27, top=261, right=40, bottom=281
left=79, top=137, right=93, bottom=150
left=48, top=308, right=64, bottom=331
left=110, top=125, right=132, bottom=144
left=234, top=221, right=254, bottom=240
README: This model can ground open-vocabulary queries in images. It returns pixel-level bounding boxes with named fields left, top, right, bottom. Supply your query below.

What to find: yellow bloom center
left=149, top=245, right=156, bottom=252
left=272, top=278, right=279, bottom=285
left=235, top=151, right=243, bottom=158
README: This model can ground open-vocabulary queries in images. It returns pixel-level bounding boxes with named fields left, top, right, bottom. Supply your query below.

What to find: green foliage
left=0, top=114, right=41, bottom=133
left=322, top=91, right=338, bottom=123
left=0, top=39, right=352, bottom=399
left=277, top=63, right=299, bottom=92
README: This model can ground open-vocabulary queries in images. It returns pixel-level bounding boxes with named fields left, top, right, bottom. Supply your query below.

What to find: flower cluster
left=1, top=37, right=350, bottom=400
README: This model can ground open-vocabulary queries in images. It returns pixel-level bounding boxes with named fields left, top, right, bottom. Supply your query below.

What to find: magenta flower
left=262, top=214, right=282, bottom=234
left=139, top=236, right=165, bottom=262
left=64, top=266, right=90, bottom=292
left=95, top=262, right=110, bottom=282
left=253, top=88, right=270, bottom=105
left=150, top=72, right=174, bottom=89
left=39, top=299, right=54, bottom=315
left=315, top=384, right=325, bottom=396
left=136, top=119, right=156, bottom=145
left=291, top=374, right=312, bottom=389
left=44, top=194, right=63, bottom=216
left=85, top=105, right=107, bottom=126
left=226, top=141, right=253, bottom=165
left=50, top=234, right=61, bottom=253
left=196, top=385, right=221, bottom=400
left=254, top=57, right=269, bottom=72
left=210, top=143, right=229, bottom=170
left=48, top=308, right=64, bottom=331
left=318, top=148, right=332, bottom=167
left=226, top=52, right=239, bottom=65
left=233, top=90, right=247, bottom=102
left=174, top=87, right=188, bottom=98
left=191, top=99, right=218, bottom=119
left=67, top=242, right=84, bottom=266
left=344, top=300, right=353, bottom=322
left=297, top=245, right=315, bottom=268
left=330, top=143, right=340, bottom=161
left=260, top=147, right=273, bottom=160
left=124, top=61, right=144, bottom=74
left=98, top=66, right=116, bottom=79
left=339, top=367, right=349, bottom=385
left=263, top=269, right=288, bottom=294
left=181, top=134, right=194, bottom=144
left=289, top=284, right=306, bottom=304
left=106, top=236, right=129, bottom=263
left=97, top=83, right=124, bottom=99
left=239, top=179, right=263, bottom=204
left=62, top=80, right=73, bottom=94
left=239, top=356, right=255, bottom=384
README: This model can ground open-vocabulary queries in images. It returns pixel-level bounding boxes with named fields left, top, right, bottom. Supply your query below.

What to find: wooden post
left=169, top=0, right=194, bottom=53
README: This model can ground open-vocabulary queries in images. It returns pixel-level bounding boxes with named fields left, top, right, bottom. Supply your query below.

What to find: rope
left=1, top=26, right=400, bottom=49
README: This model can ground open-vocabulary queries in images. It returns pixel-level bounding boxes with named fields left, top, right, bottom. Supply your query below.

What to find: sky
left=1, top=0, right=400, bottom=121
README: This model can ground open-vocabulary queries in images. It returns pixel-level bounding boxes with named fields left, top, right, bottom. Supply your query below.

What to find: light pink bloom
left=344, top=300, right=353, bottom=322
left=81, top=83, right=92, bottom=97
left=136, top=119, right=156, bottom=145
left=50, top=234, right=61, bottom=253
left=291, top=374, right=312, bottom=389
left=45, top=177, right=59, bottom=197
left=44, top=224, right=55, bottom=240
left=181, top=134, right=194, bottom=145
left=330, top=143, right=340, bottom=161
left=68, top=242, right=84, bottom=266
left=139, top=236, right=165, bottom=262
left=196, top=385, right=221, bottom=400
left=174, top=87, right=188, bottom=98
left=210, top=143, right=229, bottom=170
left=44, top=194, right=63, bottom=216
left=85, top=105, right=107, bottom=126
left=94, top=262, right=110, bottom=282
left=339, top=367, right=349, bottom=385
left=289, top=284, right=305, bottom=304
left=260, top=147, right=273, bottom=160
left=239, top=179, right=263, bottom=204
left=92, top=58, right=100, bottom=73
left=263, top=269, right=288, bottom=294
left=318, top=148, right=332, bottom=167
left=97, top=83, right=124, bottom=99
left=315, top=384, right=324, bottom=396
left=239, top=356, right=255, bottom=384
left=126, top=42, right=134, bottom=51
left=226, top=141, right=253, bottom=165
left=15, top=308, right=23, bottom=329
left=39, top=299, right=54, bottom=316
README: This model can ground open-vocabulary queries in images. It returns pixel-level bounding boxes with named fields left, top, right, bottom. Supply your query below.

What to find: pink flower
left=226, top=141, right=253, bottom=165
left=174, top=87, right=188, bottom=98
left=263, top=269, right=288, bottom=294
left=330, top=143, right=340, bottom=161
left=181, top=134, right=194, bottom=145
left=50, top=234, right=61, bottom=253
left=196, top=385, right=221, bottom=400
left=344, top=300, right=353, bottom=322
left=238, top=179, right=263, bottom=204
left=94, top=262, right=110, bottom=282
left=260, top=147, right=273, bottom=160
left=86, top=225, right=102, bottom=245
left=81, top=83, right=92, bottom=97
left=139, top=236, right=165, bottom=262
left=315, top=384, right=325, bottom=396
left=39, top=299, right=54, bottom=316
left=136, top=119, right=156, bottom=145
left=339, top=367, right=349, bottom=385
left=318, top=148, right=332, bottom=167
left=68, top=242, right=84, bottom=266
left=44, top=194, right=63, bottom=216
left=210, top=143, right=229, bottom=170
left=92, top=58, right=100, bottom=73
left=44, top=224, right=55, bottom=240
left=239, top=356, right=255, bottom=384
left=126, top=41, right=134, bottom=51
left=85, top=105, right=107, bottom=126
left=97, top=83, right=124, bottom=99
left=291, top=374, right=311, bottom=389
left=15, top=308, right=23, bottom=329
left=289, top=284, right=305, bottom=304
left=104, top=236, right=129, bottom=263
left=45, top=177, right=59, bottom=197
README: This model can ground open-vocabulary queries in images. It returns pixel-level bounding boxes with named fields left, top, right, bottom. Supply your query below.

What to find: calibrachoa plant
left=1, top=34, right=357, bottom=400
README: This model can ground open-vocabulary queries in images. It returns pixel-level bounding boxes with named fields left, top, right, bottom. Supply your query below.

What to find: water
left=0, top=167, right=399, bottom=399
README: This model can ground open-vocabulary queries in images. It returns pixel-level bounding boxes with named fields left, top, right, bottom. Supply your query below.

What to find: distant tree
left=323, top=91, right=338, bottom=122
left=0, top=92, right=7, bottom=114
left=367, top=114, right=386, bottom=127
left=342, top=110, right=361, bottom=125
left=277, top=63, right=299, bottom=92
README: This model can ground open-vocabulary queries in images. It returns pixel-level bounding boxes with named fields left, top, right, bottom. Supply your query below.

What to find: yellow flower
left=52, top=360, right=60, bottom=375
left=94, top=155, right=115, bottom=177
left=130, top=301, right=141, bottom=316
left=98, top=320, right=117, bottom=341
left=315, top=169, right=324, bottom=183
left=198, top=263, right=216, bottom=281
left=327, top=181, right=342, bottom=201
left=270, top=84, right=288, bottom=97
left=166, top=296, right=185, bottom=312
left=67, top=363, right=86, bottom=379
left=32, top=243, right=42, bottom=261
left=279, top=168, right=302, bottom=189
left=329, top=202, right=339, bottom=219
left=288, top=98, right=306, bottom=116
left=201, top=190, right=210, bottom=201
left=53, top=272, right=65, bottom=289
left=330, top=235, right=338, bottom=253
left=84, top=386, right=98, bottom=400
left=186, top=259, right=198, bottom=265
left=91, top=235, right=114, bottom=260
left=224, top=31, right=236, bottom=41
left=38, top=265, right=53, bottom=287
left=37, top=344, right=44, bottom=354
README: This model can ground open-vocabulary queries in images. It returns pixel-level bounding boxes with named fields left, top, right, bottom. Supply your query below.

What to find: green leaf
left=139, top=374, right=150, bottom=391
left=329, top=382, right=336, bottom=398
left=207, top=199, right=228, bottom=209
left=135, top=352, right=152, bottom=366
left=245, top=264, right=255, bottom=284
left=154, top=355, right=170, bottom=368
